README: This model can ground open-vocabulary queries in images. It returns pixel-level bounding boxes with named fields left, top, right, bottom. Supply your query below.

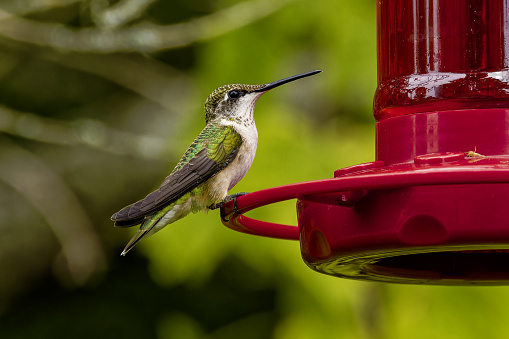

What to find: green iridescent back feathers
left=172, top=124, right=242, bottom=173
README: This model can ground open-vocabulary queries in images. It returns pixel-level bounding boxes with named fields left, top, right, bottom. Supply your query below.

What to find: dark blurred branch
left=0, top=0, right=297, bottom=53
left=0, top=105, right=174, bottom=159
left=0, top=0, right=80, bottom=16
left=43, top=52, right=193, bottom=112
left=0, top=137, right=106, bottom=285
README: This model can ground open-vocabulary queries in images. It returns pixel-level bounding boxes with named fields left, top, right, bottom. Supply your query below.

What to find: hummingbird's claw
left=209, top=192, right=249, bottom=221
left=208, top=202, right=222, bottom=210
left=228, top=192, right=249, bottom=213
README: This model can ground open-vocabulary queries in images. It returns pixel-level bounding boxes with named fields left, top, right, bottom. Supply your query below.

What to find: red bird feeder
left=220, top=0, right=509, bottom=285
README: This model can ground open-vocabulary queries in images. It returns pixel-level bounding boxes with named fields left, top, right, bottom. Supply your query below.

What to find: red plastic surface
left=220, top=0, right=509, bottom=284
left=374, top=0, right=509, bottom=120
left=221, top=148, right=509, bottom=284
left=222, top=146, right=509, bottom=242
left=377, top=109, right=509, bottom=165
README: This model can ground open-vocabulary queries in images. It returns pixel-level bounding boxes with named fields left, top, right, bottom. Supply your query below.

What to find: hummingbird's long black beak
left=253, top=70, right=322, bottom=92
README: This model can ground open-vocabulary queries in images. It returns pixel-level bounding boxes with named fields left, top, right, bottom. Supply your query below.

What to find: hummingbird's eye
left=228, top=90, right=241, bottom=99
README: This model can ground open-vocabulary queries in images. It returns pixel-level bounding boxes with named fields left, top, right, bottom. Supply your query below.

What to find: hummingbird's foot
left=228, top=192, right=249, bottom=213
left=208, top=192, right=249, bottom=221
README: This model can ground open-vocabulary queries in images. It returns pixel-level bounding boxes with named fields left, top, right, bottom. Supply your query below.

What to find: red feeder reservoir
left=220, top=0, right=509, bottom=285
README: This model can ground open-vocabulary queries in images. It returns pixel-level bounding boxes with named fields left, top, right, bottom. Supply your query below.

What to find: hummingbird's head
left=204, top=70, right=322, bottom=124
left=204, top=83, right=265, bottom=124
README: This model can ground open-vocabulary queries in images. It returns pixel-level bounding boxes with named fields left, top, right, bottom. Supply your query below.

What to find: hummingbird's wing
left=111, top=124, right=242, bottom=227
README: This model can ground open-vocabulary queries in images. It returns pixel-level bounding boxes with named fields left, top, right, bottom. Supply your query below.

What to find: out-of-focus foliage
left=0, top=1, right=508, bottom=339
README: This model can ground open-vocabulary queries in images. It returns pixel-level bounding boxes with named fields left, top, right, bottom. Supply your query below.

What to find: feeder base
left=311, top=246, right=509, bottom=285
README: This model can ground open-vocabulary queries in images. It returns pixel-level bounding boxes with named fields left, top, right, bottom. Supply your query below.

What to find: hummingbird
left=111, top=70, right=321, bottom=255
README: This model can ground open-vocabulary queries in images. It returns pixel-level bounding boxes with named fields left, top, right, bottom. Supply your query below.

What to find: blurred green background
left=1, top=0, right=509, bottom=338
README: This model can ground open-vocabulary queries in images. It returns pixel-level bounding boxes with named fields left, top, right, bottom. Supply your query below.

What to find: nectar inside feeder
left=220, top=0, right=509, bottom=285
